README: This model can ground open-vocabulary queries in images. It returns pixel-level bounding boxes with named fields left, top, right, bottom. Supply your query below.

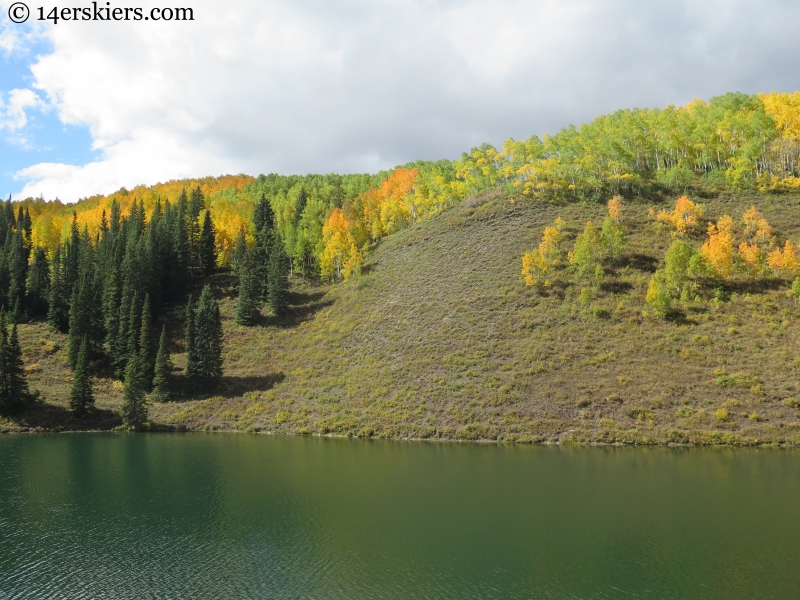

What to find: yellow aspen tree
left=742, top=205, right=773, bottom=245
left=607, top=195, right=623, bottom=222
left=656, top=196, right=704, bottom=235
left=320, top=209, right=362, bottom=281
left=700, top=215, right=735, bottom=279
left=767, top=240, right=800, bottom=275
left=522, top=222, right=563, bottom=286
left=737, top=242, right=764, bottom=279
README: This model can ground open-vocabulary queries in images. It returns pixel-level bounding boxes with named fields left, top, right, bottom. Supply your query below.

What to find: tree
left=522, top=222, right=562, bottom=287
left=600, top=216, right=626, bottom=260
left=235, top=245, right=260, bottom=326
left=199, top=210, right=217, bottom=276
left=700, top=215, right=735, bottom=280
left=253, top=193, right=275, bottom=233
left=120, top=350, right=147, bottom=429
left=151, top=326, right=172, bottom=402
left=138, top=295, right=154, bottom=391
left=267, top=232, right=289, bottom=316
left=27, top=247, right=49, bottom=317
left=646, top=270, right=671, bottom=317
left=184, top=295, right=200, bottom=381
left=69, top=336, right=94, bottom=417
left=47, top=246, right=69, bottom=332
left=569, top=220, right=602, bottom=278
left=189, top=284, right=223, bottom=386
left=657, top=196, right=704, bottom=235
left=664, top=239, right=695, bottom=294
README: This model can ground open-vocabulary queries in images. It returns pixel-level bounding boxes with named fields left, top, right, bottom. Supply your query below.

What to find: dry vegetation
left=4, top=190, right=800, bottom=445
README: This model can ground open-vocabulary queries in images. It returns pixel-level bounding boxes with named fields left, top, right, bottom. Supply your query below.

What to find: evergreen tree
left=267, top=232, right=289, bottom=317
left=152, top=326, right=172, bottom=402
left=189, top=285, right=223, bottom=386
left=138, top=295, right=154, bottom=392
left=69, top=336, right=94, bottom=417
left=255, top=226, right=274, bottom=301
left=253, top=193, right=274, bottom=232
left=120, top=349, right=147, bottom=429
left=0, top=317, right=29, bottom=413
left=47, top=246, right=69, bottom=332
left=188, top=186, right=205, bottom=272
left=184, top=294, right=200, bottom=381
left=199, top=210, right=217, bottom=276
left=236, top=246, right=260, bottom=325
left=113, top=285, right=132, bottom=379
left=126, top=291, right=142, bottom=364
left=27, top=247, right=49, bottom=317
left=7, top=231, right=28, bottom=318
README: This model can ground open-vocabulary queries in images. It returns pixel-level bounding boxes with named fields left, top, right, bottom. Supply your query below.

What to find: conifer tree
left=47, top=246, right=69, bottom=332
left=139, top=295, right=154, bottom=392
left=120, top=349, right=147, bottom=429
left=27, top=247, right=49, bottom=317
left=126, top=291, right=142, bottom=365
left=253, top=193, right=274, bottom=233
left=267, top=232, right=289, bottom=317
left=293, top=187, right=307, bottom=226
left=0, top=317, right=29, bottom=413
left=152, top=326, right=172, bottom=402
left=113, top=285, right=132, bottom=379
left=255, top=226, right=274, bottom=301
left=189, top=285, right=223, bottom=386
left=236, top=246, right=260, bottom=325
left=199, top=210, right=217, bottom=276
left=184, top=294, right=200, bottom=381
left=69, top=336, right=94, bottom=418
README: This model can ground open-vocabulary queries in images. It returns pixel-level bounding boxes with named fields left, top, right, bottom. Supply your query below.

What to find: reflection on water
left=0, top=434, right=798, bottom=599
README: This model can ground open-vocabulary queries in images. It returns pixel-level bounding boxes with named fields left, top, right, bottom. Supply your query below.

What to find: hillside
left=6, top=190, right=800, bottom=445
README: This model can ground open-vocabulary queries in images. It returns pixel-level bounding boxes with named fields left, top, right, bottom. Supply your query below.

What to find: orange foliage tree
left=700, top=215, right=735, bottom=279
left=656, top=196, right=704, bottom=235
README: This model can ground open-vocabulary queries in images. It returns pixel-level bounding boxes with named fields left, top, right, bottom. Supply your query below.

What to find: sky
left=1, top=0, right=799, bottom=202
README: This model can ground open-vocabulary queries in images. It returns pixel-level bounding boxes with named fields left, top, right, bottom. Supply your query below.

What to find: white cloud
left=9, top=0, right=800, bottom=201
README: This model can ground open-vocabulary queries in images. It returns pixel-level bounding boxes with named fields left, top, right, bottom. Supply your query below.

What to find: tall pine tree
left=189, top=285, right=223, bottom=386
left=199, top=210, right=217, bottom=276
left=152, top=326, right=172, bottom=402
left=120, top=350, right=147, bottom=429
left=69, top=336, right=94, bottom=418
left=267, top=232, right=289, bottom=317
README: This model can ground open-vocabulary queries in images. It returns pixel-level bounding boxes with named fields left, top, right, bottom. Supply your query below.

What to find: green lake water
left=0, top=434, right=798, bottom=599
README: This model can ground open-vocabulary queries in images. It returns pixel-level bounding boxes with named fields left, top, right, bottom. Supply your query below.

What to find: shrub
left=714, top=408, right=731, bottom=421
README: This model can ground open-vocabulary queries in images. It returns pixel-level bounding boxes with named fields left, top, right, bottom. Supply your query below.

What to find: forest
left=1, top=90, right=800, bottom=442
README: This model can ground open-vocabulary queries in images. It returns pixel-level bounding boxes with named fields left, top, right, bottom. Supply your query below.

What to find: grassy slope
left=5, top=190, right=800, bottom=445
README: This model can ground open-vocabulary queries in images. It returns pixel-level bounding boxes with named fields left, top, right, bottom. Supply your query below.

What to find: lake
left=0, top=434, right=798, bottom=598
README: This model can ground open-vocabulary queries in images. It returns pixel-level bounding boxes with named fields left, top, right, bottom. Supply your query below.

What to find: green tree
left=569, top=220, right=602, bottom=278
left=0, top=314, right=29, bottom=414
left=235, top=245, right=260, bottom=326
left=27, top=246, right=49, bottom=317
left=47, top=246, right=69, bottom=332
left=267, top=232, right=289, bottom=316
left=69, top=336, right=94, bottom=418
left=189, top=285, right=223, bottom=386
left=664, top=239, right=695, bottom=295
left=199, top=209, right=217, bottom=276
left=138, top=295, right=154, bottom=391
left=600, top=216, right=626, bottom=260
left=152, top=326, right=172, bottom=402
left=646, top=270, right=672, bottom=317
left=120, top=350, right=147, bottom=429
left=184, top=294, right=200, bottom=381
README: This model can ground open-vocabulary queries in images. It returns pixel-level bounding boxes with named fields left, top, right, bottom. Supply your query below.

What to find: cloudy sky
left=0, top=0, right=799, bottom=202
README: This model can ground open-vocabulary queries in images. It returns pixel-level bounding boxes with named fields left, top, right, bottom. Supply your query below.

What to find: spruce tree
left=190, top=285, right=223, bottom=385
left=267, top=232, right=289, bottom=317
left=152, top=326, right=172, bottom=402
left=126, top=291, right=141, bottom=366
left=184, top=295, right=200, bottom=381
left=293, top=187, right=307, bottom=227
left=0, top=318, right=29, bottom=413
left=69, top=336, right=94, bottom=418
left=235, top=247, right=260, bottom=325
left=253, top=193, right=274, bottom=233
left=47, top=246, right=69, bottom=332
left=7, top=231, right=27, bottom=317
left=27, top=247, right=49, bottom=317
left=255, top=226, right=274, bottom=302
left=120, top=349, right=147, bottom=429
left=199, top=210, right=217, bottom=276
left=113, top=285, right=132, bottom=379
left=138, top=295, right=154, bottom=392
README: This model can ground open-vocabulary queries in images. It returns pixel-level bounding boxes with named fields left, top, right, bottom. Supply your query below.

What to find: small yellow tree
left=656, top=196, right=704, bottom=235
left=700, top=215, right=735, bottom=279
left=522, top=222, right=563, bottom=286
left=767, top=240, right=800, bottom=275
left=607, top=195, right=623, bottom=222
